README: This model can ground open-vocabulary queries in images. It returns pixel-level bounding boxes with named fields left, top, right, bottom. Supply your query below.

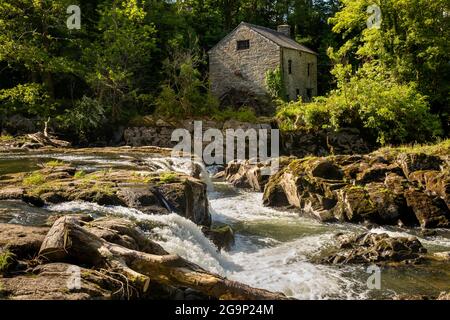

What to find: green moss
left=0, top=134, right=14, bottom=142
left=159, top=172, right=179, bottom=184
left=23, top=172, right=46, bottom=186
left=44, top=160, right=66, bottom=167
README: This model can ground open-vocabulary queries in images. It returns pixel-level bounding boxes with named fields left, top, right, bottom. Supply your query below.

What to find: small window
left=296, top=89, right=300, bottom=99
left=237, top=40, right=250, bottom=50
left=288, top=60, right=292, bottom=74
left=306, top=88, right=313, bottom=100
left=307, top=63, right=311, bottom=77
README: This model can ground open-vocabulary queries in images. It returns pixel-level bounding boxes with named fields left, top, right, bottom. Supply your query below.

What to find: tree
left=83, top=0, right=157, bottom=122
left=329, top=0, right=450, bottom=131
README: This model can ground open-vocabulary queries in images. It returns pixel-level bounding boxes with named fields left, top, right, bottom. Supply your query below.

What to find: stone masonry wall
left=208, top=25, right=281, bottom=98
left=282, top=48, right=318, bottom=102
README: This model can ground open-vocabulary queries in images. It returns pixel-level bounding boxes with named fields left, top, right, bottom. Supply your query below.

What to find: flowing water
left=1, top=151, right=449, bottom=299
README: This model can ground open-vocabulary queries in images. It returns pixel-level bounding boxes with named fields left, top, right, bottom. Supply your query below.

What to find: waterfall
left=143, top=156, right=214, bottom=191
left=45, top=201, right=236, bottom=275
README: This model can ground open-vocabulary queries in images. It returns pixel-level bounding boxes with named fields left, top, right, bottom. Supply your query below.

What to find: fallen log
left=27, top=132, right=71, bottom=148
left=39, top=216, right=286, bottom=300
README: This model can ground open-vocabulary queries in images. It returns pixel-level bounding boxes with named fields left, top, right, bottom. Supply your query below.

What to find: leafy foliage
left=265, top=67, right=286, bottom=101
left=277, top=64, right=442, bottom=145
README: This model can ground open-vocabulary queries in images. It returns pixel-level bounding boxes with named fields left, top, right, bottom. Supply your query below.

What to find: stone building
left=208, top=22, right=318, bottom=104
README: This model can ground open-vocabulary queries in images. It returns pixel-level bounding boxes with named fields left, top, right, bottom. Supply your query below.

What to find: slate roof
left=209, top=22, right=317, bottom=55
left=242, top=22, right=317, bottom=55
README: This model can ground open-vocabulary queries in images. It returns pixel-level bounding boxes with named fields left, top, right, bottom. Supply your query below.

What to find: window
left=306, top=88, right=313, bottom=100
left=296, top=89, right=300, bottom=99
left=307, top=63, right=311, bottom=77
left=288, top=60, right=292, bottom=74
left=237, top=40, right=250, bottom=50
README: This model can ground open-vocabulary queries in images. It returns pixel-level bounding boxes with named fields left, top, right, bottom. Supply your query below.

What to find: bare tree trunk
left=39, top=216, right=286, bottom=300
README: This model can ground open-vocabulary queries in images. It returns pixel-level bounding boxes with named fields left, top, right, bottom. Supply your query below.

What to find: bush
left=62, top=96, right=106, bottom=141
left=265, top=67, right=286, bottom=100
left=276, top=64, right=443, bottom=145
left=212, top=107, right=258, bottom=123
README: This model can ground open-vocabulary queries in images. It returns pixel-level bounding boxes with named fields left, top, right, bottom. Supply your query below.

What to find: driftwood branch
left=39, top=216, right=285, bottom=300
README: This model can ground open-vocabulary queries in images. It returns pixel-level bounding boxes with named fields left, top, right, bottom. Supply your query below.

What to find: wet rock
left=404, top=189, right=450, bottom=228
left=159, top=178, right=211, bottom=226
left=0, top=223, right=49, bottom=258
left=319, top=232, right=427, bottom=265
left=117, top=187, right=168, bottom=215
left=333, top=186, right=377, bottom=222
left=0, top=167, right=211, bottom=227
left=201, top=225, right=235, bottom=251
left=225, top=160, right=270, bottom=191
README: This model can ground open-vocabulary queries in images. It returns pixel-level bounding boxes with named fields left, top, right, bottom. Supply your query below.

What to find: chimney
left=277, top=25, right=291, bottom=38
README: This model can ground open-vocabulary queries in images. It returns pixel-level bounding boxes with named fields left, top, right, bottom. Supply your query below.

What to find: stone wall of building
left=281, top=48, right=318, bottom=102
left=208, top=25, right=281, bottom=99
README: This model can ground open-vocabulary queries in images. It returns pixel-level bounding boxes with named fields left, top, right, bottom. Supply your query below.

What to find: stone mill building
left=208, top=22, right=318, bottom=104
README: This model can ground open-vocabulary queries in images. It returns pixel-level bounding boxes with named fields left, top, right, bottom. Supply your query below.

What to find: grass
left=0, top=249, right=15, bottom=273
left=44, top=160, right=66, bottom=167
left=377, top=139, right=450, bottom=157
left=159, top=172, right=179, bottom=184
left=23, top=172, right=46, bottom=186
left=74, top=170, right=86, bottom=179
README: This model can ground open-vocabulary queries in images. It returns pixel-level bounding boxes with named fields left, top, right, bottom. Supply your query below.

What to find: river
left=1, top=150, right=449, bottom=299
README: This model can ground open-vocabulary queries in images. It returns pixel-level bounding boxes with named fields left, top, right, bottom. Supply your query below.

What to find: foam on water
left=46, top=201, right=234, bottom=275
left=46, top=200, right=366, bottom=299
left=228, top=234, right=366, bottom=299
left=143, top=156, right=214, bottom=191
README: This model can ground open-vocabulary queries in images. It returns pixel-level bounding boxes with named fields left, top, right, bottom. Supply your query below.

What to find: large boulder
left=404, top=189, right=450, bottom=228
left=319, top=232, right=427, bottom=265
left=0, top=167, right=211, bottom=227
left=225, top=160, right=270, bottom=191
left=397, top=153, right=443, bottom=178
left=0, top=223, right=49, bottom=258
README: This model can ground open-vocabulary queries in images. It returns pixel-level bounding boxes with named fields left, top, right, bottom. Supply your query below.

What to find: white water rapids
left=4, top=153, right=449, bottom=299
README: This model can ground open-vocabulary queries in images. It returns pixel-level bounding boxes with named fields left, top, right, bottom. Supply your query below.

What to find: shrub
left=62, top=96, right=106, bottom=141
left=265, top=67, right=286, bottom=100
left=276, top=64, right=443, bottom=145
